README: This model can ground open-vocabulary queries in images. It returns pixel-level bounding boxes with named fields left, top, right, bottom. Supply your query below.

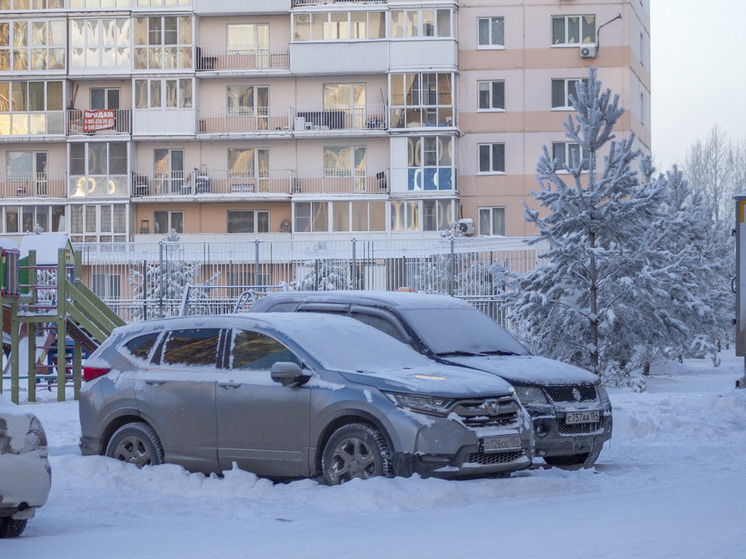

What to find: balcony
left=198, top=108, right=293, bottom=135
left=131, top=169, right=294, bottom=197
left=389, top=39, right=458, bottom=70
left=197, top=104, right=387, bottom=136
left=290, top=41, right=388, bottom=75
left=293, top=104, right=387, bottom=133
left=196, top=45, right=290, bottom=73
left=0, top=173, right=66, bottom=198
left=194, top=0, right=290, bottom=14
left=293, top=169, right=389, bottom=195
left=292, top=0, right=386, bottom=5
left=67, top=109, right=132, bottom=136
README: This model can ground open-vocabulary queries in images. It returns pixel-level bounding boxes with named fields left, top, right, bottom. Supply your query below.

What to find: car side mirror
left=270, top=362, right=311, bottom=387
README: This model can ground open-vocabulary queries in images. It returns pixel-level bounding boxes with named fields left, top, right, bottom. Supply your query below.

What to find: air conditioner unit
left=580, top=44, right=597, bottom=59
left=456, top=218, right=475, bottom=235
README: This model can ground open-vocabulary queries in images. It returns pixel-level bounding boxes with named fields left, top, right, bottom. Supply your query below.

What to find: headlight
left=383, top=392, right=454, bottom=416
left=595, top=381, right=610, bottom=403
left=513, top=385, right=548, bottom=405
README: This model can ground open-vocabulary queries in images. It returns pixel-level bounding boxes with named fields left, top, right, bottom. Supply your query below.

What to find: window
left=552, top=15, right=595, bottom=46
left=2, top=0, right=64, bottom=8
left=477, top=17, right=504, bottom=48
left=123, top=332, right=160, bottom=361
left=0, top=19, right=65, bottom=71
left=154, top=210, right=183, bottom=234
left=69, top=142, right=128, bottom=197
left=408, top=136, right=454, bottom=190
left=69, top=203, right=126, bottom=243
left=640, top=91, right=645, bottom=125
left=478, top=207, right=505, bottom=236
left=478, top=80, right=505, bottom=111
left=551, top=78, right=586, bottom=109
left=133, top=16, right=192, bottom=70
left=423, top=199, right=454, bottom=231
left=2, top=205, right=63, bottom=234
left=91, top=88, right=120, bottom=110
left=324, top=83, right=365, bottom=128
left=153, top=148, right=184, bottom=194
left=227, top=210, right=269, bottom=234
left=390, top=9, right=452, bottom=38
left=552, top=142, right=589, bottom=170
left=478, top=143, right=505, bottom=173
left=227, top=23, right=269, bottom=64
left=161, top=329, right=220, bottom=367
left=92, top=273, right=121, bottom=300
left=324, top=146, right=366, bottom=178
left=0, top=80, right=63, bottom=135
left=70, top=18, right=129, bottom=69
left=293, top=11, right=386, bottom=41
left=390, top=200, right=420, bottom=232
left=227, top=85, right=268, bottom=130
left=7, top=150, right=48, bottom=195
left=294, top=202, right=328, bottom=233
left=135, top=78, right=192, bottom=109
left=228, top=148, right=269, bottom=191
left=390, top=72, right=454, bottom=129
left=336, top=201, right=386, bottom=232
left=640, top=32, right=644, bottom=66
left=231, top=330, right=300, bottom=370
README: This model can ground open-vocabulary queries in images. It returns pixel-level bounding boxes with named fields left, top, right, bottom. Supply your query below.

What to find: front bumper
left=392, top=444, right=532, bottom=479
left=528, top=407, right=613, bottom=457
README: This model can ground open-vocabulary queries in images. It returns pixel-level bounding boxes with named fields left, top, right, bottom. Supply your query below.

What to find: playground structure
left=0, top=235, right=125, bottom=404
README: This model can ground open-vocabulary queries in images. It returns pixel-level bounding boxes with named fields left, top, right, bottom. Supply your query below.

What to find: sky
left=651, top=0, right=746, bottom=170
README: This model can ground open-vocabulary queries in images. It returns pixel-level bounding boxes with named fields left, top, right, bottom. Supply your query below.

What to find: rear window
left=161, top=329, right=221, bottom=367
left=123, top=332, right=160, bottom=361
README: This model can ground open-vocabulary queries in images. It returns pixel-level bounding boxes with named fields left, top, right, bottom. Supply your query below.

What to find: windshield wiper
left=477, top=350, right=518, bottom=356
left=435, top=351, right=481, bottom=357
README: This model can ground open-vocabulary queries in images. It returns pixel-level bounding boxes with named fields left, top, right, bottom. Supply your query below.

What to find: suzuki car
left=0, top=394, right=52, bottom=538
left=249, top=291, right=612, bottom=466
left=79, top=313, right=533, bottom=483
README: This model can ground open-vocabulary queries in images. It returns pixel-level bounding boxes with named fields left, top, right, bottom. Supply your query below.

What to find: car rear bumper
left=0, top=452, right=51, bottom=515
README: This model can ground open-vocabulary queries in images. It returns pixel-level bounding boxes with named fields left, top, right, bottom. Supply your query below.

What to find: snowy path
left=3, top=360, right=746, bottom=558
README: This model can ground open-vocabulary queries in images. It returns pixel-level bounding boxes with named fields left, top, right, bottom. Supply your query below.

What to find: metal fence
left=75, top=236, right=547, bottom=324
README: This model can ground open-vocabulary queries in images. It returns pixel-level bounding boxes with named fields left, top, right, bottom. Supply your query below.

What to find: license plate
left=482, top=435, right=522, bottom=453
left=565, top=410, right=601, bottom=425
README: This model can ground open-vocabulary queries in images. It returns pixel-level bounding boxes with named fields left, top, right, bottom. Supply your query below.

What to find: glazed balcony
left=67, top=109, right=132, bottom=136
left=131, top=169, right=295, bottom=197
left=293, top=169, right=389, bottom=195
left=0, top=173, right=66, bottom=198
left=195, top=45, right=290, bottom=73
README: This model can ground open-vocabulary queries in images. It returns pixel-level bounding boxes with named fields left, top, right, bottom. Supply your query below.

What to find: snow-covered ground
left=3, top=353, right=746, bottom=558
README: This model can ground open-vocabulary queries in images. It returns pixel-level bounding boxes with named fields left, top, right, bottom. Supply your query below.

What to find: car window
left=123, top=332, right=161, bottom=361
left=348, top=311, right=413, bottom=347
left=161, top=329, right=221, bottom=366
left=231, top=330, right=301, bottom=370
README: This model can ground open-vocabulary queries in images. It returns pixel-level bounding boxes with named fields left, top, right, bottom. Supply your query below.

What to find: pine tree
left=507, top=68, right=671, bottom=377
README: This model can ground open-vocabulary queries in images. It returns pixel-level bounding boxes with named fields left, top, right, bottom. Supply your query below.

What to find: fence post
left=142, top=259, right=147, bottom=320
left=254, top=239, right=260, bottom=287
left=351, top=238, right=357, bottom=289
left=158, top=240, right=164, bottom=318
left=449, top=237, right=455, bottom=296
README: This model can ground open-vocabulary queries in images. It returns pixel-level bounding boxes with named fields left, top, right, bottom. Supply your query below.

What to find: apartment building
left=0, top=0, right=650, bottom=244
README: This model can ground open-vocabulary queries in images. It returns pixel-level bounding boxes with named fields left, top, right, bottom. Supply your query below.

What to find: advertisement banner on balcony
left=83, top=110, right=115, bottom=132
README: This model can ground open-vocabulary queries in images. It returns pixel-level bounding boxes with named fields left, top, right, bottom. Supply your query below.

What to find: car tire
left=544, top=448, right=601, bottom=467
left=106, top=423, right=164, bottom=468
left=322, top=423, right=392, bottom=485
left=0, top=518, right=27, bottom=538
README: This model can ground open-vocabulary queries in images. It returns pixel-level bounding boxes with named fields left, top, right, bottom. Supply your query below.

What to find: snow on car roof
left=251, top=290, right=471, bottom=311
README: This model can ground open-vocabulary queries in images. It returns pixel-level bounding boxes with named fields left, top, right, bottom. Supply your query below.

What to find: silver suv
left=79, top=313, right=533, bottom=483
left=249, top=291, right=612, bottom=466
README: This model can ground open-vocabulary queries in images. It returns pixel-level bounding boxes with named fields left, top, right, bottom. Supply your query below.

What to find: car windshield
left=401, top=308, right=528, bottom=356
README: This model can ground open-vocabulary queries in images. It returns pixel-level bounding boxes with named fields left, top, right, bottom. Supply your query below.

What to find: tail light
left=83, top=366, right=110, bottom=382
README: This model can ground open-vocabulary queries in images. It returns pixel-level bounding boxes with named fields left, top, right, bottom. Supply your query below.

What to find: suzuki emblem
left=572, top=388, right=582, bottom=402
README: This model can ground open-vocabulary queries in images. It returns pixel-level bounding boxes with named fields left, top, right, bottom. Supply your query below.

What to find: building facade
left=0, top=0, right=650, bottom=244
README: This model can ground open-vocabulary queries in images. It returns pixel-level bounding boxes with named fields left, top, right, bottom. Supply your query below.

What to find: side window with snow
left=231, top=330, right=301, bottom=371
left=123, top=332, right=161, bottom=362
left=348, top=311, right=413, bottom=347
left=160, top=329, right=221, bottom=367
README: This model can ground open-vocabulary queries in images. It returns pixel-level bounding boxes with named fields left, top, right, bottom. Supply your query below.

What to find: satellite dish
left=280, top=219, right=291, bottom=233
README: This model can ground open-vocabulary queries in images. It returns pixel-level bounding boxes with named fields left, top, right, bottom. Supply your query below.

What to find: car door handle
left=145, top=380, right=165, bottom=386
left=218, top=382, right=241, bottom=389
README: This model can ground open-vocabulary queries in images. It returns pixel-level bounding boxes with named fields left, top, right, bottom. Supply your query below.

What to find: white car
left=0, top=394, right=51, bottom=538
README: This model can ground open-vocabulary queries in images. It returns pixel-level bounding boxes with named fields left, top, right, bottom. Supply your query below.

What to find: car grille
left=452, top=395, right=520, bottom=427
left=557, top=419, right=604, bottom=435
left=544, top=384, right=597, bottom=403
left=465, top=450, right=525, bottom=465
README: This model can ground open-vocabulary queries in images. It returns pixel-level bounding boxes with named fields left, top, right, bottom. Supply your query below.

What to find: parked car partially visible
left=248, top=291, right=613, bottom=467
left=79, top=313, right=534, bottom=483
left=0, top=394, right=52, bottom=538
